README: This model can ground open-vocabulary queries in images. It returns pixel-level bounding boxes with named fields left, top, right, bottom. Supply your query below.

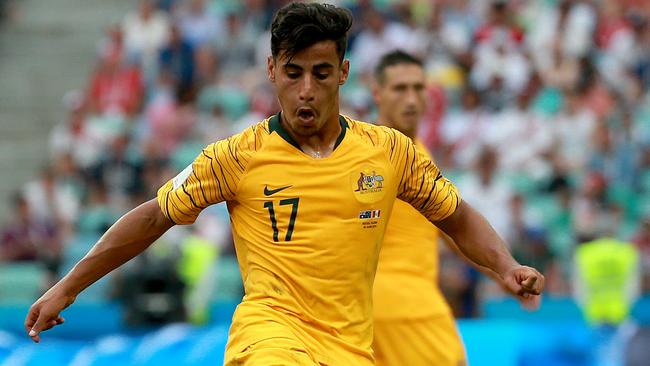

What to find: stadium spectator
left=573, top=236, right=641, bottom=365
left=438, top=85, right=489, bottom=169
left=0, top=192, right=61, bottom=282
left=49, top=91, right=104, bottom=169
left=87, top=49, right=145, bottom=118
left=214, top=10, right=258, bottom=78
left=90, top=132, right=145, bottom=212
left=457, top=145, right=514, bottom=240
left=351, top=6, right=417, bottom=79
left=176, top=0, right=223, bottom=48
left=23, top=165, right=80, bottom=239
left=122, top=0, right=170, bottom=81
left=159, top=23, right=195, bottom=91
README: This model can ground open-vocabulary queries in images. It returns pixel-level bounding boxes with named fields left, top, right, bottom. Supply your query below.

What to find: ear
left=267, top=55, right=275, bottom=83
left=339, top=59, right=350, bottom=85
left=371, top=81, right=381, bottom=106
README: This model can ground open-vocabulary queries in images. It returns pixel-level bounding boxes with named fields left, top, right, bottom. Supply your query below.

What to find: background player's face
left=374, top=63, right=426, bottom=136
left=268, top=41, right=349, bottom=137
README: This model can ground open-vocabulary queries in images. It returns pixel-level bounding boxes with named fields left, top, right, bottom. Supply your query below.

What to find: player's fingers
left=522, top=274, right=544, bottom=295
left=24, top=307, right=40, bottom=334
left=521, top=276, right=537, bottom=290
left=28, top=313, right=53, bottom=343
left=28, top=320, right=42, bottom=343
left=520, top=293, right=541, bottom=311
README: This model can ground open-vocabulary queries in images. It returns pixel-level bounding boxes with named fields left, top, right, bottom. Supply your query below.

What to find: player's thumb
left=521, top=276, right=537, bottom=290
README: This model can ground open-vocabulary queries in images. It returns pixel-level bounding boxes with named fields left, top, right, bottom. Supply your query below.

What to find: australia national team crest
left=351, top=169, right=387, bottom=203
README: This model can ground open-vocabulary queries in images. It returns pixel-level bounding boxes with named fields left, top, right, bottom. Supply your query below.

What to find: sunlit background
left=0, top=0, right=649, bottom=365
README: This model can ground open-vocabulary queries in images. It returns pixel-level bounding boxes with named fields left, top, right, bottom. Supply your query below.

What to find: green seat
left=198, top=86, right=250, bottom=121
left=171, top=140, right=206, bottom=172
left=74, top=275, right=113, bottom=304
left=0, top=262, right=46, bottom=303
left=507, top=173, right=538, bottom=195
left=527, top=194, right=560, bottom=227
left=640, top=170, right=650, bottom=194
left=60, top=233, right=101, bottom=276
left=607, top=184, right=639, bottom=221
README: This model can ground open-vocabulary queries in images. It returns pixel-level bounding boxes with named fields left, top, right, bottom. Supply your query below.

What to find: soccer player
left=25, top=3, right=544, bottom=365
left=370, top=50, right=467, bottom=366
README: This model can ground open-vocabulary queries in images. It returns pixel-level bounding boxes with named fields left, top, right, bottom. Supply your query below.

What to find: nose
left=404, top=88, right=419, bottom=107
left=299, top=74, right=315, bottom=102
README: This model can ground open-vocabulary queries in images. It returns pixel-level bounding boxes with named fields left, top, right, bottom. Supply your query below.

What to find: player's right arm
left=25, top=134, right=249, bottom=342
left=25, top=199, right=174, bottom=342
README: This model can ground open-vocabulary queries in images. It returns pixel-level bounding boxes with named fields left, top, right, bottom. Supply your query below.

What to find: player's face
left=268, top=41, right=349, bottom=138
left=374, top=64, right=426, bottom=135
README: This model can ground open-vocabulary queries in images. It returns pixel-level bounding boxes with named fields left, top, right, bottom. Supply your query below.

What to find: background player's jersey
left=373, top=140, right=453, bottom=320
left=157, top=114, right=460, bottom=365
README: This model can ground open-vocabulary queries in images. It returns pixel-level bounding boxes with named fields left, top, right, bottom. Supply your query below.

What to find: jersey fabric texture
left=157, top=114, right=461, bottom=365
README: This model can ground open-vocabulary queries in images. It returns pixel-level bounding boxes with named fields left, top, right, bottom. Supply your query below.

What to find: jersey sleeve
left=391, top=130, right=461, bottom=222
left=157, top=137, right=245, bottom=225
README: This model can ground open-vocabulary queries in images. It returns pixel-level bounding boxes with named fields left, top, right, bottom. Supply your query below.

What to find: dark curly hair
left=374, top=50, right=423, bottom=85
left=271, top=2, right=353, bottom=63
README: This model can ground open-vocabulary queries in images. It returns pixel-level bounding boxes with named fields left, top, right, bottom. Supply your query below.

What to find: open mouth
left=297, top=108, right=316, bottom=124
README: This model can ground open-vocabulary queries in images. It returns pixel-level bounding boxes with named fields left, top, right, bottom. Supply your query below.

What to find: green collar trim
left=269, top=112, right=348, bottom=151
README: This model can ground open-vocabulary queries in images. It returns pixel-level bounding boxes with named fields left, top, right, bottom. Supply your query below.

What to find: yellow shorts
left=373, top=314, right=467, bottom=366
left=225, top=337, right=319, bottom=366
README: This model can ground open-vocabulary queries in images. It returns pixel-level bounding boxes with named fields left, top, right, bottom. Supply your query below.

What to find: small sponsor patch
left=173, top=164, right=193, bottom=189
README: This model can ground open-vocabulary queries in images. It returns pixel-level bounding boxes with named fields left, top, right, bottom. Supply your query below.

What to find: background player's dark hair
left=270, top=2, right=352, bottom=63
left=374, top=50, right=423, bottom=85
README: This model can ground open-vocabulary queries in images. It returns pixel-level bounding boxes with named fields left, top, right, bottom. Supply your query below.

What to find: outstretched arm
left=436, top=201, right=544, bottom=299
left=439, top=231, right=541, bottom=309
left=25, top=199, right=174, bottom=342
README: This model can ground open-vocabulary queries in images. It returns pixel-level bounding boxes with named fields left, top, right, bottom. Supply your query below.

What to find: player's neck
left=281, top=114, right=343, bottom=159
left=376, top=115, right=415, bottom=139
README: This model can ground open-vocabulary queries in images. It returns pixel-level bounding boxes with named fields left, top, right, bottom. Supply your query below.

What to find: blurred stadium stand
left=1, top=0, right=650, bottom=365
left=0, top=0, right=132, bottom=222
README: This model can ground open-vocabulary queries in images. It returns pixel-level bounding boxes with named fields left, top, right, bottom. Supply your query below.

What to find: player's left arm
left=436, top=201, right=544, bottom=299
left=440, top=232, right=540, bottom=309
left=392, top=130, right=544, bottom=299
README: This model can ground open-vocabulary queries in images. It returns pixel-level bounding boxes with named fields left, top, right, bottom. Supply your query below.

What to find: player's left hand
left=500, top=265, right=544, bottom=305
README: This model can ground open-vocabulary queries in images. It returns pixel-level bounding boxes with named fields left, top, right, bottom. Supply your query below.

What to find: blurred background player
left=371, top=50, right=538, bottom=366
left=371, top=50, right=467, bottom=365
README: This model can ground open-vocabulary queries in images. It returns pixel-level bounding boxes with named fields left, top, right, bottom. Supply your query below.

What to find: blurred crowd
left=1, top=0, right=650, bottom=324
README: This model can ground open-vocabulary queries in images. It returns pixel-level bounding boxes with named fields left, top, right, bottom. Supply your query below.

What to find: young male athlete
left=25, top=3, right=544, bottom=365
left=370, top=50, right=462, bottom=365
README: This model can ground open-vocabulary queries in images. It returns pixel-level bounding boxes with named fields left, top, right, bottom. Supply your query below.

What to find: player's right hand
left=25, top=288, right=76, bottom=343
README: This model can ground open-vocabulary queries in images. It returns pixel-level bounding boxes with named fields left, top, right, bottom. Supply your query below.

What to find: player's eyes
left=315, top=73, right=329, bottom=80
left=287, top=72, right=301, bottom=79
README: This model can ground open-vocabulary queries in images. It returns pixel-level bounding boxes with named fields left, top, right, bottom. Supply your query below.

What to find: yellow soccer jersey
left=157, top=114, right=460, bottom=365
left=373, top=140, right=454, bottom=320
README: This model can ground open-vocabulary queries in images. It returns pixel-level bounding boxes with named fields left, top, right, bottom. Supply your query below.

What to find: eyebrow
left=284, top=62, right=335, bottom=71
